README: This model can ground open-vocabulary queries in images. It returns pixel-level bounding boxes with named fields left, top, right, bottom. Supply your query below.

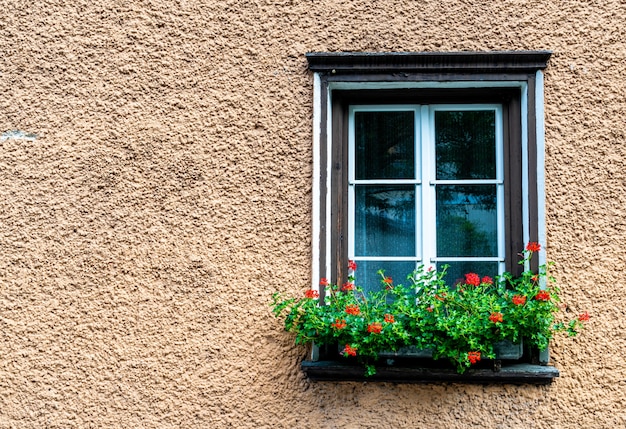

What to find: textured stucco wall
left=0, top=0, right=625, bottom=428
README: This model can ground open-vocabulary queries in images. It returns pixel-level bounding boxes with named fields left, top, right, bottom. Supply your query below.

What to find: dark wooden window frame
left=307, top=51, right=556, bottom=384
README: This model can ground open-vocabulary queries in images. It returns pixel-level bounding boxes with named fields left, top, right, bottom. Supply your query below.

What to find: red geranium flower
left=526, top=242, right=541, bottom=252
left=384, top=314, right=395, bottom=323
left=367, top=322, right=383, bottom=334
left=468, top=351, right=481, bottom=364
left=304, top=289, right=319, bottom=299
left=535, top=290, right=551, bottom=301
left=383, top=276, right=393, bottom=289
left=489, top=312, right=503, bottom=323
left=481, top=276, right=493, bottom=285
left=465, top=273, right=480, bottom=286
left=426, top=306, right=434, bottom=312
left=531, top=274, right=539, bottom=282
left=512, top=295, right=527, bottom=305
left=348, top=260, right=357, bottom=271
left=578, top=312, right=590, bottom=322
left=331, top=318, right=347, bottom=330
left=345, top=304, right=360, bottom=315
left=320, top=278, right=329, bottom=286
left=342, top=344, right=357, bottom=357
left=341, top=282, right=354, bottom=291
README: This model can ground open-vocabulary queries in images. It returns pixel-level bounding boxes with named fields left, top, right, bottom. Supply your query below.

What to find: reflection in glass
left=436, top=185, right=497, bottom=257
left=435, top=110, right=496, bottom=180
left=355, top=111, right=415, bottom=180
left=355, top=185, right=416, bottom=257
left=354, top=260, right=417, bottom=296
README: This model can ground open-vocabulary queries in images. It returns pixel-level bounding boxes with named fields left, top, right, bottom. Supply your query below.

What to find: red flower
left=468, top=351, right=481, bottom=364
left=383, top=277, right=393, bottom=290
left=481, top=276, right=493, bottom=285
left=342, top=344, right=357, bottom=357
left=531, top=274, right=539, bottom=282
left=341, top=282, right=354, bottom=291
left=331, top=318, right=347, bottom=330
left=348, top=260, right=357, bottom=271
left=489, top=312, right=503, bottom=323
left=512, top=295, right=527, bottom=306
left=304, top=289, right=319, bottom=299
left=427, top=306, right=434, bottom=312
left=345, top=304, right=360, bottom=315
left=320, top=278, right=329, bottom=286
left=535, top=290, right=551, bottom=302
left=465, top=273, right=480, bottom=286
left=526, top=242, right=541, bottom=252
left=384, top=314, right=395, bottom=323
left=578, top=312, right=590, bottom=322
left=367, top=322, right=383, bottom=334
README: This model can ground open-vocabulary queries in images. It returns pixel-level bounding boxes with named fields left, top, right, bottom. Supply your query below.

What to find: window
left=308, top=51, right=551, bottom=295
left=349, top=103, right=506, bottom=292
left=305, top=52, right=559, bottom=382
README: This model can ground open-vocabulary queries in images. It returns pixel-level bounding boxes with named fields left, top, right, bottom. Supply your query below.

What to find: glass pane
left=353, top=260, right=417, bottom=296
left=435, top=110, right=496, bottom=180
left=355, top=185, right=416, bottom=257
left=437, top=261, right=499, bottom=288
left=355, top=111, right=415, bottom=179
left=436, top=185, right=497, bottom=257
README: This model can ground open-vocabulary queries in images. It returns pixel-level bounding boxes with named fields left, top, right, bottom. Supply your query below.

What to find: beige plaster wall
left=0, top=0, right=624, bottom=427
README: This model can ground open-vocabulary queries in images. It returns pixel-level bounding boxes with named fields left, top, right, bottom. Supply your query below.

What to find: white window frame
left=347, top=104, right=424, bottom=265
left=345, top=104, right=507, bottom=281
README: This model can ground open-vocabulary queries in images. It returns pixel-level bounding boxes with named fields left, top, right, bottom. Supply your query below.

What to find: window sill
left=301, top=360, right=559, bottom=384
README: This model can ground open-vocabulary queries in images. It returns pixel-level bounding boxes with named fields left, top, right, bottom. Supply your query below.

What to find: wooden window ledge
left=301, top=361, right=559, bottom=384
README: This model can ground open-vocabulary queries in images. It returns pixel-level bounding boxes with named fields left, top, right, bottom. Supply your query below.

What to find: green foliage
left=271, top=245, right=588, bottom=376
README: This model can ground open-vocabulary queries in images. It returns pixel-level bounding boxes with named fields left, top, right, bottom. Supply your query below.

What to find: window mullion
left=420, top=105, right=436, bottom=270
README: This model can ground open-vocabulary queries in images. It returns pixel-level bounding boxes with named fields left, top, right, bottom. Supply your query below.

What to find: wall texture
left=0, top=0, right=624, bottom=427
